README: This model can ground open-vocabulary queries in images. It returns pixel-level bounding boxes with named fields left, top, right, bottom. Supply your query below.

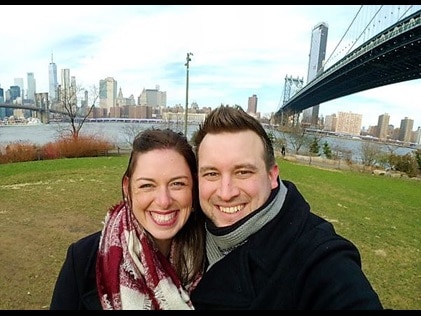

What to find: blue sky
left=0, top=5, right=420, bottom=129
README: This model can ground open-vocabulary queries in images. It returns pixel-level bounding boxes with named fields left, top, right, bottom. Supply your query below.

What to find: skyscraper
left=302, top=22, right=328, bottom=128
left=27, top=72, right=36, bottom=102
left=336, top=111, right=362, bottom=136
left=99, top=77, right=118, bottom=113
left=49, top=52, right=58, bottom=101
left=13, top=78, right=24, bottom=100
left=247, top=94, right=258, bottom=114
left=61, top=68, right=70, bottom=92
left=377, top=113, right=390, bottom=140
left=398, top=117, right=414, bottom=142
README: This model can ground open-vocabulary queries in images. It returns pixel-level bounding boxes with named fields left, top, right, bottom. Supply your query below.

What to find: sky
left=0, top=5, right=420, bottom=130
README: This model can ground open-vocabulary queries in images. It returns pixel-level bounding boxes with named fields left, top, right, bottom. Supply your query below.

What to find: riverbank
left=279, top=152, right=418, bottom=179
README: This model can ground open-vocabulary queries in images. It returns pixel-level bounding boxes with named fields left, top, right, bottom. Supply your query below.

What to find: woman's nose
left=155, top=187, right=172, bottom=208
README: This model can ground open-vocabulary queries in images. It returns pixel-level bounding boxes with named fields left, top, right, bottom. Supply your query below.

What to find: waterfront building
left=27, top=72, right=36, bottom=103
left=116, top=87, right=136, bottom=107
left=414, top=126, right=421, bottom=145
left=377, top=113, right=390, bottom=140
left=14, top=78, right=24, bottom=100
left=61, top=69, right=70, bottom=91
left=99, top=77, right=117, bottom=114
left=0, top=87, right=4, bottom=106
left=138, top=85, right=167, bottom=118
left=398, top=117, right=414, bottom=143
left=324, top=113, right=337, bottom=132
left=336, top=111, right=362, bottom=136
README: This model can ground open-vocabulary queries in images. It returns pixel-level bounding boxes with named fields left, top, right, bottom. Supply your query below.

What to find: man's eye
left=203, top=172, right=218, bottom=177
left=236, top=170, right=253, bottom=177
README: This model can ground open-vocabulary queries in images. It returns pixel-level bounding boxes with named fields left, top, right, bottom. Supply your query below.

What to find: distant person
left=50, top=128, right=205, bottom=310
left=281, top=144, right=286, bottom=157
left=190, top=105, right=383, bottom=309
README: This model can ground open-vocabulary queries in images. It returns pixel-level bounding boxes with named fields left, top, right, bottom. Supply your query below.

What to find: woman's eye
left=139, top=183, right=153, bottom=189
left=171, top=181, right=186, bottom=188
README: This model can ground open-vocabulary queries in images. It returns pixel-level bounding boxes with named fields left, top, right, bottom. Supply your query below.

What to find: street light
left=184, top=52, right=193, bottom=137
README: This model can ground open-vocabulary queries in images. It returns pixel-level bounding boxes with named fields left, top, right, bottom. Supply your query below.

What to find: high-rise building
left=138, top=85, right=167, bottom=118
left=247, top=94, right=258, bottom=114
left=415, top=126, right=421, bottom=145
left=9, top=85, right=21, bottom=101
left=27, top=72, right=36, bottom=102
left=324, top=113, right=337, bottom=132
left=14, top=78, right=24, bottom=100
left=302, top=22, right=328, bottom=128
left=398, top=117, right=414, bottom=142
left=57, top=69, right=78, bottom=108
left=49, top=52, right=58, bottom=101
left=0, top=87, right=4, bottom=119
left=99, top=77, right=118, bottom=113
left=61, top=69, right=71, bottom=92
left=377, top=113, right=390, bottom=140
left=336, top=111, right=362, bottom=136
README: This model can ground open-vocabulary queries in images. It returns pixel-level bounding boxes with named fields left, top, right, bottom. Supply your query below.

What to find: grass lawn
left=0, top=155, right=419, bottom=309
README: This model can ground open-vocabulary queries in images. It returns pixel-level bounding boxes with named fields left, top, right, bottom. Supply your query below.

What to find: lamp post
left=184, top=52, right=193, bottom=137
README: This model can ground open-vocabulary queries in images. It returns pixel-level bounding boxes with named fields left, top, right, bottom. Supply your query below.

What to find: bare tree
left=359, top=140, right=383, bottom=168
left=121, top=123, right=145, bottom=147
left=54, top=84, right=99, bottom=140
left=331, top=144, right=352, bottom=169
left=286, top=124, right=310, bottom=155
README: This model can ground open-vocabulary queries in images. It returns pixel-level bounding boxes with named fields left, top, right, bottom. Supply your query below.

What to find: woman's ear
left=122, top=175, right=130, bottom=199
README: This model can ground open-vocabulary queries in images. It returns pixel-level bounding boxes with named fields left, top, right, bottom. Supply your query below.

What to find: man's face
left=197, top=130, right=279, bottom=227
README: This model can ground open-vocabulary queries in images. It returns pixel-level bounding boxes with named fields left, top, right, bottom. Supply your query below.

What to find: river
left=0, top=122, right=416, bottom=162
left=0, top=121, right=194, bottom=149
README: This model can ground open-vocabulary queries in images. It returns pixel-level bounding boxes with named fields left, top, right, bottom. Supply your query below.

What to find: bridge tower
left=35, top=92, right=50, bottom=124
left=277, top=75, right=303, bottom=127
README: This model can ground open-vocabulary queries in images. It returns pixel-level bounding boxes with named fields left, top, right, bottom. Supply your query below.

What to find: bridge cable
left=345, top=5, right=384, bottom=56
left=397, top=5, right=414, bottom=20
left=324, top=5, right=364, bottom=67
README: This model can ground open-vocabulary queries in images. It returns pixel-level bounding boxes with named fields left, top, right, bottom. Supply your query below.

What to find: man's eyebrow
left=199, top=166, right=217, bottom=173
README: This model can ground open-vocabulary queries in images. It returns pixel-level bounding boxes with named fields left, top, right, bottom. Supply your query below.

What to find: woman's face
left=124, top=148, right=194, bottom=254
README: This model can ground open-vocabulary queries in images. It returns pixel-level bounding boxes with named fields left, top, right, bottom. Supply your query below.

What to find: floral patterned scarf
left=96, top=201, right=195, bottom=310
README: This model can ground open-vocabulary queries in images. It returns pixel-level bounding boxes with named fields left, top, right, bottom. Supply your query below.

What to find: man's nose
left=217, top=176, right=240, bottom=201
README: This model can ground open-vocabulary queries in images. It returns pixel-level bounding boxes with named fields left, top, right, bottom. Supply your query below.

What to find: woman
left=50, top=128, right=205, bottom=310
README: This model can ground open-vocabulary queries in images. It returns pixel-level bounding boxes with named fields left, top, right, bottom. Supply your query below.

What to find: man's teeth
left=219, top=205, right=242, bottom=214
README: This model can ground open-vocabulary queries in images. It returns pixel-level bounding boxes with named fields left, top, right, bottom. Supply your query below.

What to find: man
left=190, top=105, right=383, bottom=309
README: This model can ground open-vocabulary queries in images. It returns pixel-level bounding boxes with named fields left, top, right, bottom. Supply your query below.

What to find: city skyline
left=0, top=5, right=420, bottom=129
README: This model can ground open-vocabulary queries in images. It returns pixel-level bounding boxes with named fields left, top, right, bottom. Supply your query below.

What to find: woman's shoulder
left=70, top=231, right=101, bottom=255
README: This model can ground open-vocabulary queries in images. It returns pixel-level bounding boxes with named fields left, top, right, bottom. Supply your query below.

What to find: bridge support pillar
left=40, top=111, right=49, bottom=124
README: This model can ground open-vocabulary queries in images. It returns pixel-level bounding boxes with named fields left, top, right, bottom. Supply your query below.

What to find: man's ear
left=269, top=164, right=279, bottom=189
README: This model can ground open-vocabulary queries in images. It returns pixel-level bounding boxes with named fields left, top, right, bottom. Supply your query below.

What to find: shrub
left=0, top=141, right=40, bottom=164
left=0, top=135, right=115, bottom=164
left=53, top=135, right=114, bottom=158
left=388, top=152, right=419, bottom=178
